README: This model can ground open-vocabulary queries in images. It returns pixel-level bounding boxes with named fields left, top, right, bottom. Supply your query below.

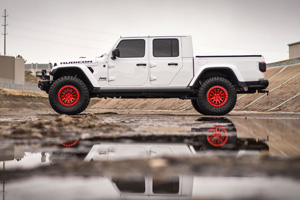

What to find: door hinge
left=150, top=63, right=156, bottom=68
left=108, top=77, right=115, bottom=82
left=150, top=76, right=157, bottom=81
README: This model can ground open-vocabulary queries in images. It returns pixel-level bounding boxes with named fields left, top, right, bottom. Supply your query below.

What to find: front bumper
left=38, top=79, right=51, bottom=93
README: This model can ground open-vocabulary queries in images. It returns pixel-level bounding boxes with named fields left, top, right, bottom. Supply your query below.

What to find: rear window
left=153, top=39, right=179, bottom=57
left=153, top=175, right=179, bottom=194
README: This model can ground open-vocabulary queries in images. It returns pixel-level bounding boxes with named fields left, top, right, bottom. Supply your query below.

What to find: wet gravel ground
left=0, top=108, right=300, bottom=200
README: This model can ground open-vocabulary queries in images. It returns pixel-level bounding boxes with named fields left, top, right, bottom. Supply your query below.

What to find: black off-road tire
left=191, top=99, right=208, bottom=115
left=49, top=76, right=90, bottom=115
left=197, top=77, right=237, bottom=115
left=192, top=118, right=238, bottom=150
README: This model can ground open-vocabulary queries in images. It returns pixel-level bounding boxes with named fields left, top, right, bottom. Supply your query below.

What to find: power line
left=9, top=24, right=115, bottom=44
left=9, top=33, right=108, bottom=52
left=2, top=9, right=8, bottom=55
left=9, top=15, right=119, bottom=37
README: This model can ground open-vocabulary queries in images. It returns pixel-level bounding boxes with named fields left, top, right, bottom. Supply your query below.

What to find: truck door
left=108, top=39, right=148, bottom=86
left=149, top=38, right=183, bottom=85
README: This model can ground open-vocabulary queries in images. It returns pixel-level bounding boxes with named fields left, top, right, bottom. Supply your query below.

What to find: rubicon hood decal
left=60, top=60, right=93, bottom=65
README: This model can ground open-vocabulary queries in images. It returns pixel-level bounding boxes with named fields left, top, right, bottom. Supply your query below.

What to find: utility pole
left=2, top=9, right=8, bottom=56
left=1, top=162, right=5, bottom=200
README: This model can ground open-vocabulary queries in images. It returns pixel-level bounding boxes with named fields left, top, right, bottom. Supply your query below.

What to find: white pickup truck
left=38, top=36, right=269, bottom=115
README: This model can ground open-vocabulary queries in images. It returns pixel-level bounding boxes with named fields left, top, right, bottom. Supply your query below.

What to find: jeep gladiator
left=38, top=36, right=269, bottom=115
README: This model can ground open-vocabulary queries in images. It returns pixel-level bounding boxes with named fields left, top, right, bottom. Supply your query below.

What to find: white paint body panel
left=51, top=64, right=100, bottom=88
left=149, top=37, right=183, bottom=85
left=84, top=143, right=194, bottom=161
left=190, top=56, right=265, bottom=86
left=108, top=37, right=149, bottom=86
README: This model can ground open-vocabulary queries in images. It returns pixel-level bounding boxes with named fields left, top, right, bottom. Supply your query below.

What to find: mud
left=2, top=156, right=300, bottom=181
left=0, top=113, right=131, bottom=140
left=1, top=108, right=300, bottom=199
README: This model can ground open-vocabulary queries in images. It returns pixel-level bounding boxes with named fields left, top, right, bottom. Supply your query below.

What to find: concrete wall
left=0, top=55, right=25, bottom=82
left=15, top=58, right=25, bottom=82
left=289, top=42, right=300, bottom=59
left=0, top=55, right=15, bottom=80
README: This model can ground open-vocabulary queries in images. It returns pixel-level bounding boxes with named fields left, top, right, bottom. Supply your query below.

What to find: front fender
left=50, top=65, right=100, bottom=88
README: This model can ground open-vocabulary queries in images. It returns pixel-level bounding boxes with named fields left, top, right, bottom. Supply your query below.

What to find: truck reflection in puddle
left=83, top=117, right=268, bottom=162
left=0, top=117, right=269, bottom=167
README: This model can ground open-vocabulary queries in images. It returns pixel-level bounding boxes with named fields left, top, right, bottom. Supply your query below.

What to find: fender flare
left=189, top=65, right=245, bottom=87
left=50, top=65, right=100, bottom=88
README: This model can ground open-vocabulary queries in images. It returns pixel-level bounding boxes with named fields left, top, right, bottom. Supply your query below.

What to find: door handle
left=168, top=63, right=178, bottom=66
left=136, top=63, right=147, bottom=66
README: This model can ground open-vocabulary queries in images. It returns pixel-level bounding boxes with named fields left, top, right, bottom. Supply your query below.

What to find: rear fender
left=189, top=65, right=245, bottom=87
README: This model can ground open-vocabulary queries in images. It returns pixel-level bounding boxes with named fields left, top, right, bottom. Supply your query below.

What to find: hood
left=54, top=57, right=97, bottom=66
left=53, top=54, right=108, bottom=68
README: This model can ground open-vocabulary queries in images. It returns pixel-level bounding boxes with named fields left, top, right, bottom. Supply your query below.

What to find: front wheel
left=49, top=76, right=90, bottom=115
left=197, top=77, right=237, bottom=115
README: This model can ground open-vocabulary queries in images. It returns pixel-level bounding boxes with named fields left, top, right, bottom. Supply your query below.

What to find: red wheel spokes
left=61, top=139, right=79, bottom=147
left=207, top=86, right=228, bottom=107
left=207, top=125, right=228, bottom=147
left=58, top=85, right=80, bottom=107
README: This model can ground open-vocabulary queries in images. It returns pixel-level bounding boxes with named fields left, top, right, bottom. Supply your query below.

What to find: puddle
left=1, top=115, right=300, bottom=199
left=2, top=176, right=300, bottom=200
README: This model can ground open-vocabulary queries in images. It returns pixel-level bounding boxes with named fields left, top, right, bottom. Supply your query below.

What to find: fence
left=0, top=77, right=41, bottom=92
left=267, top=57, right=300, bottom=68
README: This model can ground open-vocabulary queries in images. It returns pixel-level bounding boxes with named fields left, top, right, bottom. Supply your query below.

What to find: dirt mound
left=25, top=71, right=41, bottom=83
left=92, top=65, right=300, bottom=113
left=0, top=88, right=99, bottom=110
left=0, top=90, right=50, bottom=110
left=0, top=113, right=131, bottom=140
left=0, top=88, right=47, bottom=97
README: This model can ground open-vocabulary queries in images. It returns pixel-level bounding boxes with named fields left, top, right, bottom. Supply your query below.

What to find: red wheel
left=196, top=77, right=236, bottom=115
left=61, top=139, right=79, bottom=147
left=207, top=125, right=228, bottom=147
left=58, top=85, right=80, bottom=107
left=206, top=86, right=228, bottom=107
left=49, top=76, right=90, bottom=115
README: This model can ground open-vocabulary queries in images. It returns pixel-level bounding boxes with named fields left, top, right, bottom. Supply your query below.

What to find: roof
left=120, top=35, right=190, bottom=39
left=288, top=41, right=300, bottom=46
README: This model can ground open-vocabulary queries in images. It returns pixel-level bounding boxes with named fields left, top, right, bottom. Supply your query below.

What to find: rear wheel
left=191, top=99, right=207, bottom=115
left=49, top=76, right=90, bottom=115
left=197, top=77, right=236, bottom=115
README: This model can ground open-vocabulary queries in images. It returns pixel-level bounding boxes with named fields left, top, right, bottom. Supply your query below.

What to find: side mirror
left=111, top=48, right=120, bottom=60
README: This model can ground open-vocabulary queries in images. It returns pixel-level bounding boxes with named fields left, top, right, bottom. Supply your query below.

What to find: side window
left=112, top=176, right=145, bottom=193
left=153, top=176, right=179, bottom=194
left=116, top=39, right=145, bottom=58
left=153, top=39, right=179, bottom=57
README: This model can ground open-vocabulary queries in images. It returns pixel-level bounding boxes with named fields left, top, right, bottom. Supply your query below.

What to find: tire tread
left=197, top=77, right=236, bottom=115
left=49, top=76, right=90, bottom=115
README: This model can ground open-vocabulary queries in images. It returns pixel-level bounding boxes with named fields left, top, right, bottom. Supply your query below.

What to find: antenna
left=2, top=9, right=8, bottom=56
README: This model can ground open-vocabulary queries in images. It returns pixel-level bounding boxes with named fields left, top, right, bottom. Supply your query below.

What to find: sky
left=0, top=0, right=299, bottom=63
